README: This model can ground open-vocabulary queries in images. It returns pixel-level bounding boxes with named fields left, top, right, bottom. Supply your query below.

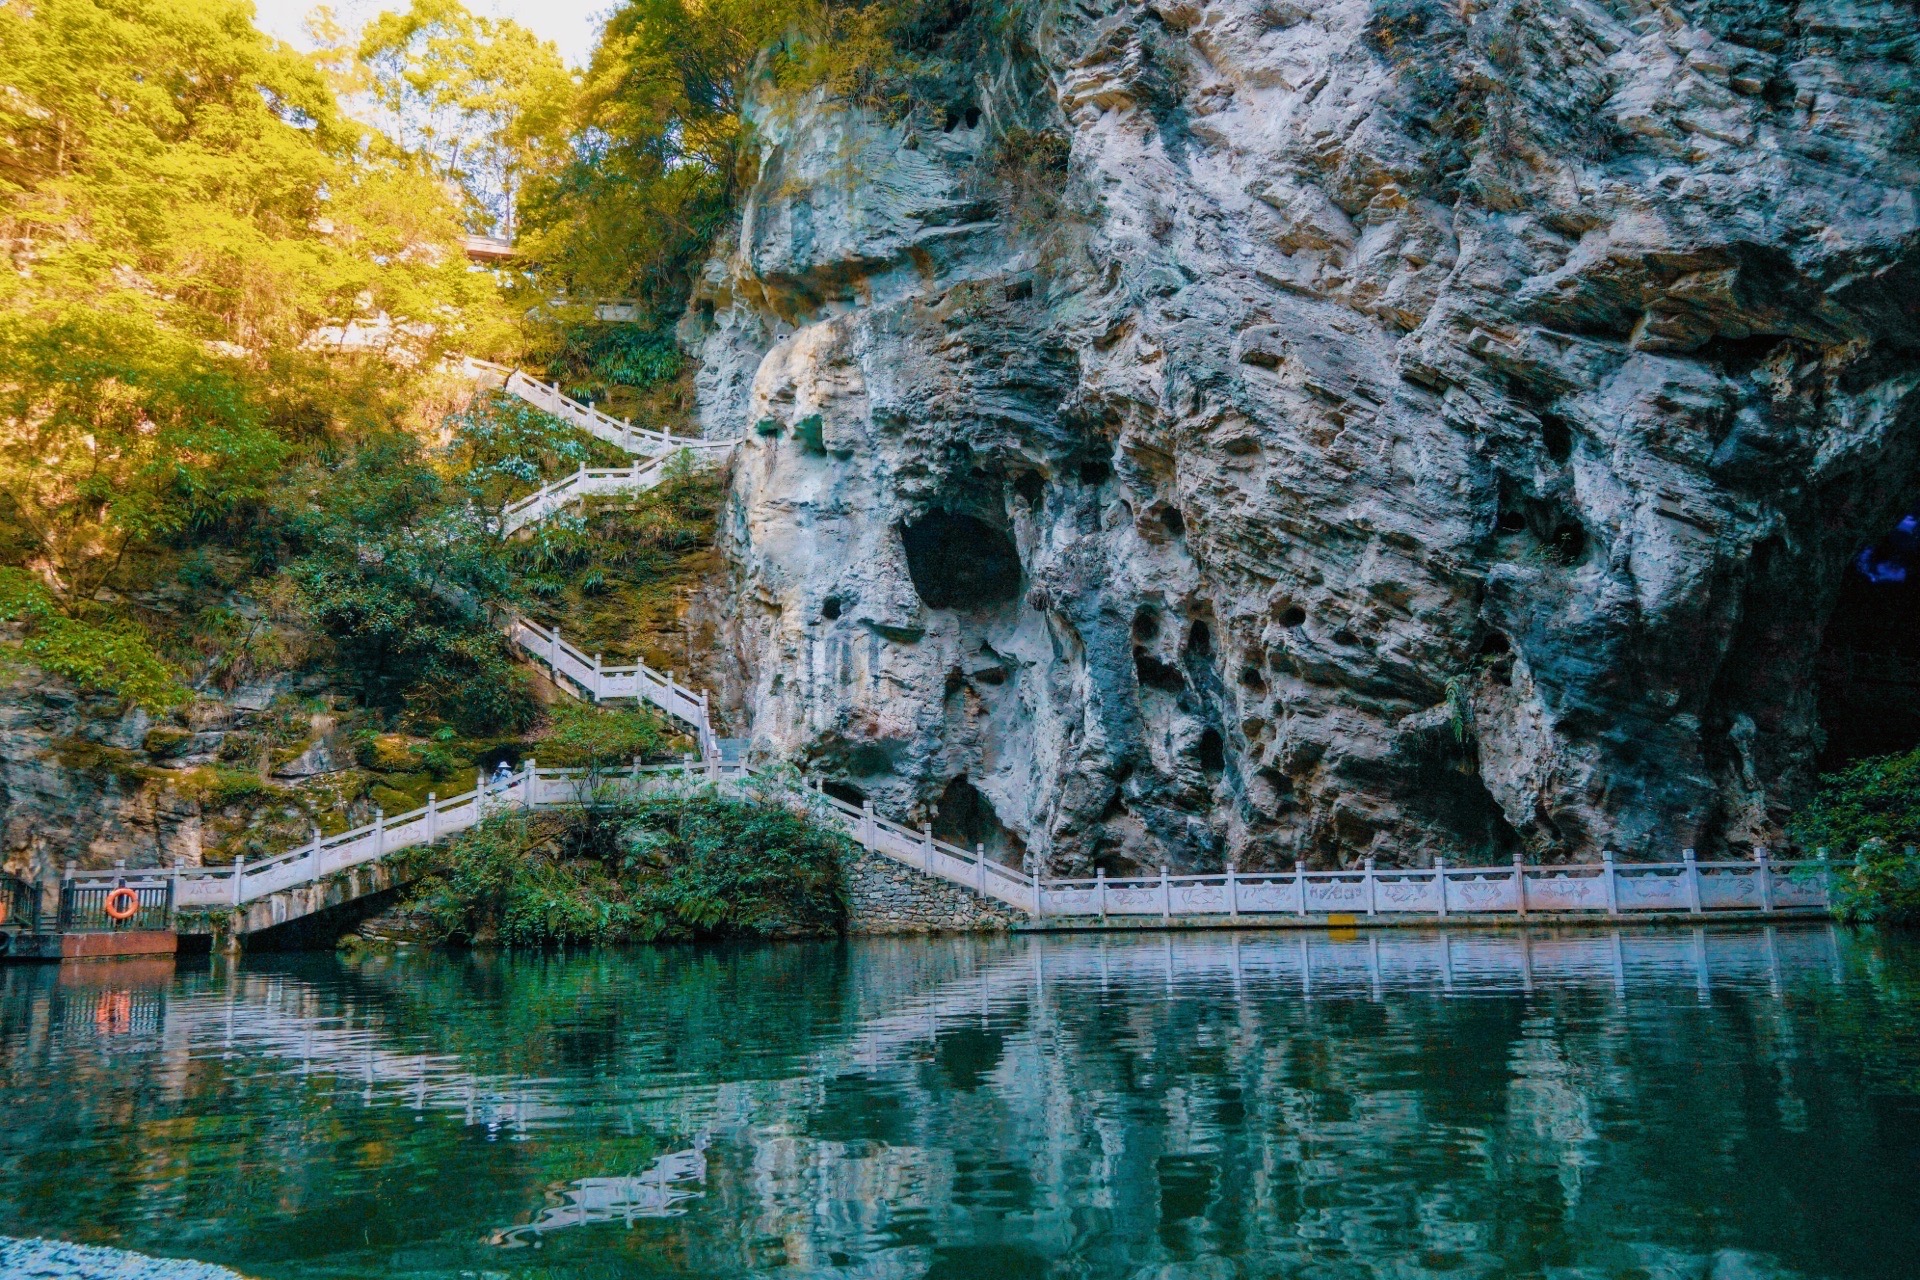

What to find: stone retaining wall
left=843, top=848, right=1028, bottom=934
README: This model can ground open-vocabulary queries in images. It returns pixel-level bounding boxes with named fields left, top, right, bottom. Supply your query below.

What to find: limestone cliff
left=688, top=0, right=1920, bottom=872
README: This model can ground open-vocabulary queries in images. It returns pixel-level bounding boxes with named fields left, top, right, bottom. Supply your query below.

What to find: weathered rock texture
left=690, top=0, right=1920, bottom=873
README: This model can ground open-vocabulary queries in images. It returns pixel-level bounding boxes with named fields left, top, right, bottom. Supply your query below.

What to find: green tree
left=355, top=0, right=576, bottom=239
left=0, top=0, right=505, bottom=634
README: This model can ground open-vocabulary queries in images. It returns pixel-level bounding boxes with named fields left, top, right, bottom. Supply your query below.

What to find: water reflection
left=0, top=926, right=1916, bottom=1280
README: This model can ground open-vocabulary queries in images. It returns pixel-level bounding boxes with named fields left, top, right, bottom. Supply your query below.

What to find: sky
left=251, top=0, right=611, bottom=68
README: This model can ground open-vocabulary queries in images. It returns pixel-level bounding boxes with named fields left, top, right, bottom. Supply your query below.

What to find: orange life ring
left=103, top=886, right=139, bottom=921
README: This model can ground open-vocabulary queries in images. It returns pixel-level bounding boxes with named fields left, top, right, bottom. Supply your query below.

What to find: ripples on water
left=1, top=926, right=1917, bottom=1279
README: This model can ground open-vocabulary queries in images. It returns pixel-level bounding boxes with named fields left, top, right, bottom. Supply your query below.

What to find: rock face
left=688, top=0, right=1920, bottom=873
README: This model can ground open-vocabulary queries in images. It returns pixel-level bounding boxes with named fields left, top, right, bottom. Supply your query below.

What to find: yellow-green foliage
left=0, top=568, right=184, bottom=709
left=512, top=460, right=724, bottom=670
left=539, top=700, right=675, bottom=772
left=352, top=0, right=577, bottom=239
left=0, top=0, right=514, bottom=631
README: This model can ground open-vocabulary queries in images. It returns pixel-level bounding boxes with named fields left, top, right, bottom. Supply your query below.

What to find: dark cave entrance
left=899, top=510, right=1022, bottom=611
left=1816, top=512, right=1920, bottom=767
left=932, top=774, right=1026, bottom=867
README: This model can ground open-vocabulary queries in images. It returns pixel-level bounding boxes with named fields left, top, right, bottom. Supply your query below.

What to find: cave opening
left=1816, top=512, right=1920, bottom=767
left=899, top=510, right=1023, bottom=610
left=932, top=774, right=1026, bottom=866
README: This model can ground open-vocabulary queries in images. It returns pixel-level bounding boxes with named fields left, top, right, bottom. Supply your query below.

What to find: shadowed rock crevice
left=899, top=511, right=1023, bottom=611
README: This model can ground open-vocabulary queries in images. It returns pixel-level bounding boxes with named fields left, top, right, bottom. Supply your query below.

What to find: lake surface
left=1, top=926, right=1917, bottom=1279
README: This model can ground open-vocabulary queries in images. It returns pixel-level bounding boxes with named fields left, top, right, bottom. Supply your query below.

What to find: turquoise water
left=1, top=926, right=1917, bottom=1279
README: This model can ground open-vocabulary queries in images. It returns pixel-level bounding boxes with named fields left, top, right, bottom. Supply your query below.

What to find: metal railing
left=2, top=875, right=43, bottom=932
left=57, top=876, right=175, bottom=932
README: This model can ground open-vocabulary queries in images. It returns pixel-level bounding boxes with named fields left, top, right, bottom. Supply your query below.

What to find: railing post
left=232, top=856, right=246, bottom=906
left=920, top=823, right=934, bottom=871
left=1684, top=847, right=1703, bottom=914
left=1161, top=865, right=1171, bottom=921
left=1601, top=849, right=1619, bottom=916
left=1227, top=862, right=1239, bottom=919
left=861, top=800, right=874, bottom=850
left=1435, top=857, right=1448, bottom=919
left=1097, top=867, right=1108, bottom=921
left=1364, top=857, right=1377, bottom=916
left=1295, top=859, right=1308, bottom=916
left=374, top=808, right=385, bottom=856
left=550, top=625, right=561, bottom=671
left=476, top=767, right=487, bottom=818
left=1756, top=846, right=1774, bottom=914
left=1513, top=852, right=1527, bottom=918
left=1817, top=847, right=1833, bottom=911
left=309, top=827, right=323, bottom=882
left=593, top=654, right=603, bottom=701
left=977, top=844, right=987, bottom=895
left=426, top=793, right=437, bottom=843
left=523, top=757, right=537, bottom=809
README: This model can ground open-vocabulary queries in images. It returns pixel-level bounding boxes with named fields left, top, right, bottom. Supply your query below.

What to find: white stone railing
left=457, top=355, right=716, bottom=458
left=62, top=760, right=738, bottom=911
left=64, top=785, right=1833, bottom=923
left=502, top=366, right=712, bottom=457
left=1036, top=850, right=1835, bottom=919
left=497, top=450, right=733, bottom=536
left=58, top=758, right=1048, bottom=915
left=505, top=615, right=722, bottom=762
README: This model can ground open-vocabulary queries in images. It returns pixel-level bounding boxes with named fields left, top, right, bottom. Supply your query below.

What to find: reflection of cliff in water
left=0, top=930, right=1916, bottom=1280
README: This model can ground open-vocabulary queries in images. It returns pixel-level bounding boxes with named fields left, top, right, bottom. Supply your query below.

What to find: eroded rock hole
left=1539, top=411, right=1573, bottom=463
left=1134, top=647, right=1185, bottom=692
left=1280, top=605, right=1307, bottom=627
left=1186, top=619, right=1212, bottom=657
left=933, top=774, right=1024, bottom=865
left=1817, top=512, right=1920, bottom=766
left=899, top=511, right=1022, bottom=610
left=1195, top=727, right=1225, bottom=774
left=1495, top=491, right=1589, bottom=565
left=823, top=780, right=867, bottom=807
left=1161, top=505, right=1186, bottom=536
left=822, top=596, right=843, bottom=620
